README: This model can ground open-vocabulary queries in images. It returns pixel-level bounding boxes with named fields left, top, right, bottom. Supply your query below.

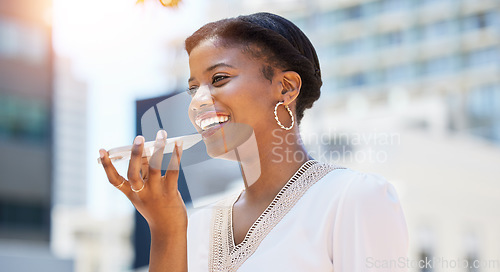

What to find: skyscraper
left=0, top=0, right=72, bottom=270
left=0, top=0, right=53, bottom=244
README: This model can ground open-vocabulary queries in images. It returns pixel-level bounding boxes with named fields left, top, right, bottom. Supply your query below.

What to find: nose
left=190, top=84, right=213, bottom=111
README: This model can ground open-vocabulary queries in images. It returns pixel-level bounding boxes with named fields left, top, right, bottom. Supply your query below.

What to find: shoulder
left=341, top=169, right=401, bottom=208
left=320, top=163, right=398, bottom=198
left=314, top=164, right=403, bottom=212
left=322, top=166, right=407, bottom=238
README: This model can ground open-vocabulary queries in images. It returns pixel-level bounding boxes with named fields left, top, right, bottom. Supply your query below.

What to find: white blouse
left=187, top=161, right=409, bottom=271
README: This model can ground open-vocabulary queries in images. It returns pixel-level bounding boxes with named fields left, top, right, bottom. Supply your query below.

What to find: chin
left=202, top=122, right=257, bottom=161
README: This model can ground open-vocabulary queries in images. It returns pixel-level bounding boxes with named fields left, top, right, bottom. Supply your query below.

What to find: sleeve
left=333, top=172, right=409, bottom=272
left=187, top=208, right=211, bottom=272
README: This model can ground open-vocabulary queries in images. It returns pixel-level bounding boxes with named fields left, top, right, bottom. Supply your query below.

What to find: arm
left=99, top=130, right=188, bottom=272
left=333, top=173, right=409, bottom=272
left=149, top=227, right=187, bottom=272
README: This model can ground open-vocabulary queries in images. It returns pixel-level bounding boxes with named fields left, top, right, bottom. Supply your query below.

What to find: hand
left=99, top=130, right=187, bottom=233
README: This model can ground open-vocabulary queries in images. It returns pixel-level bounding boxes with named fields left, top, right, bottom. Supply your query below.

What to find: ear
left=280, top=71, right=302, bottom=106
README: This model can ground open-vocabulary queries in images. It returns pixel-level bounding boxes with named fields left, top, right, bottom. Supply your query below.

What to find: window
left=0, top=19, right=19, bottom=58
left=385, top=64, right=415, bottom=83
left=363, top=1, right=379, bottom=17
left=379, top=0, right=411, bottom=13
left=422, top=55, right=458, bottom=76
left=345, top=5, right=363, bottom=20
left=462, top=12, right=498, bottom=32
left=420, top=19, right=458, bottom=40
left=320, top=4, right=366, bottom=24
left=419, top=0, right=453, bottom=7
left=319, top=10, right=343, bottom=25
left=0, top=18, right=46, bottom=64
left=0, top=200, right=48, bottom=230
left=467, top=85, right=498, bottom=119
left=0, top=94, right=49, bottom=143
left=465, top=47, right=500, bottom=68
left=466, top=84, right=500, bottom=142
left=335, top=38, right=369, bottom=56
left=0, top=199, right=50, bottom=241
left=340, top=73, right=368, bottom=88
left=406, top=26, right=421, bottom=43
left=377, top=31, right=404, bottom=48
left=351, top=73, right=367, bottom=87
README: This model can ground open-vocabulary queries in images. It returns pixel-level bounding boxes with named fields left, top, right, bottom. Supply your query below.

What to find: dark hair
left=185, top=12, right=322, bottom=124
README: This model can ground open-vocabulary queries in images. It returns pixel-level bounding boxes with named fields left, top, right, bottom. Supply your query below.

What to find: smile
left=197, top=115, right=229, bottom=130
left=195, top=112, right=231, bottom=134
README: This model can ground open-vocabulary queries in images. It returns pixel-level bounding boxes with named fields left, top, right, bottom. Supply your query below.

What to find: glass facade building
left=284, top=0, right=500, bottom=143
left=0, top=0, right=53, bottom=242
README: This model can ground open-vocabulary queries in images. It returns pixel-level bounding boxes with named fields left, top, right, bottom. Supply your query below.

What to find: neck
left=236, top=128, right=311, bottom=202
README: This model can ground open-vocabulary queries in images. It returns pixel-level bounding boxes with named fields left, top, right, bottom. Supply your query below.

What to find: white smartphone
left=97, top=133, right=202, bottom=164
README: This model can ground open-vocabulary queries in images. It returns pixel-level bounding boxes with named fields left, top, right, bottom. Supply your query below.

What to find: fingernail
left=176, top=140, right=183, bottom=149
left=156, top=130, right=166, bottom=140
left=134, top=136, right=144, bottom=145
left=99, top=149, right=106, bottom=159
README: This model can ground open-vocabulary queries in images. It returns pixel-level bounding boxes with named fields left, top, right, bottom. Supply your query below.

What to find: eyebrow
left=188, top=62, right=236, bottom=83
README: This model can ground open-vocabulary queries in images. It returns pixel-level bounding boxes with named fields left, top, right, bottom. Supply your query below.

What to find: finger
left=99, top=149, right=131, bottom=195
left=140, top=156, right=149, bottom=180
left=141, top=141, right=153, bottom=180
left=100, top=149, right=121, bottom=186
left=128, top=135, right=145, bottom=190
left=149, top=130, right=167, bottom=182
left=164, top=141, right=183, bottom=191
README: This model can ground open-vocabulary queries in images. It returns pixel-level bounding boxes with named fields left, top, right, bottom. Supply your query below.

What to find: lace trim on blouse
left=208, top=160, right=343, bottom=272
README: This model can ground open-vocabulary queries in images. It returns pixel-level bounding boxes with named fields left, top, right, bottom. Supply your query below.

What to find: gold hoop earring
left=274, top=101, right=294, bottom=130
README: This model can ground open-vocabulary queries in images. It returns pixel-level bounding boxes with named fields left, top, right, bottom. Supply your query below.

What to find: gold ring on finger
left=131, top=181, right=145, bottom=193
left=115, top=177, right=126, bottom=189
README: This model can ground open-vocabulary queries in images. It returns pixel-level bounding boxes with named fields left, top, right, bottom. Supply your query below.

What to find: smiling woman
left=99, top=12, right=409, bottom=272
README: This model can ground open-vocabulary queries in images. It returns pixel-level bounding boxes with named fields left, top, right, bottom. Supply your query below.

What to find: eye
left=212, top=74, right=229, bottom=86
left=187, top=86, right=198, bottom=97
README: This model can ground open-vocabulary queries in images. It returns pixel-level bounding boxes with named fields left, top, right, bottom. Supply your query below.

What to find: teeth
left=198, top=115, right=229, bottom=130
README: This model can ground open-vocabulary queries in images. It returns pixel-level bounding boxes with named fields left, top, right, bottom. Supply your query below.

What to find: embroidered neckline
left=208, top=160, right=343, bottom=272
left=229, top=160, right=317, bottom=251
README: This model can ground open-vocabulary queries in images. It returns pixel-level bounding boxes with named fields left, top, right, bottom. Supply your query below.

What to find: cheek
left=187, top=104, right=196, bottom=125
left=237, top=89, right=274, bottom=123
left=216, top=71, right=275, bottom=123
left=237, top=75, right=274, bottom=102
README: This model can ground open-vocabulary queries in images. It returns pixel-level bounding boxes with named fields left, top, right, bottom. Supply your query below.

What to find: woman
left=99, top=12, right=408, bottom=272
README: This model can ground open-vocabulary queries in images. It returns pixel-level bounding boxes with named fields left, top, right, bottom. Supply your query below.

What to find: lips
left=194, top=111, right=231, bottom=138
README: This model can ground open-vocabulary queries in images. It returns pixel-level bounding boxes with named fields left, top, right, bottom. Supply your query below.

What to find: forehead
left=188, top=39, right=265, bottom=73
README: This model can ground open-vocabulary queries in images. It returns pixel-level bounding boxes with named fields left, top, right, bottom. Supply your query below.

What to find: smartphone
left=97, top=133, right=202, bottom=164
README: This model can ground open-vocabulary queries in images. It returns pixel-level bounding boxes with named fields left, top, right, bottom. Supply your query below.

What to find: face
left=187, top=39, right=281, bottom=158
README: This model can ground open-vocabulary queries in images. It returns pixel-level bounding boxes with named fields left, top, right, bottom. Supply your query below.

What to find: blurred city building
left=51, top=56, right=133, bottom=272
left=53, top=57, right=88, bottom=208
left=0, top=0, right=72, bottom=270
